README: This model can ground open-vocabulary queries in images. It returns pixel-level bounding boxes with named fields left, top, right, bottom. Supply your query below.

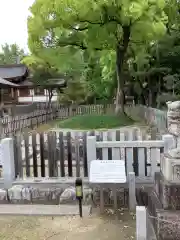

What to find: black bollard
left=75, top=178, right=83, bottom=218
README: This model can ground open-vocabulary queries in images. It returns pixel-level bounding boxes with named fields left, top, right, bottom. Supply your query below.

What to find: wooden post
left=128, top=172, right=136, bottom=211
left=87, top=136, right=96, bottom=177
left=136, top=206, right=147, bottom=240
left=112, top=184, right=118, bottom=215
left=1, top=138, right=15, bottom=188
left=100, top=185, right=104, bottom=214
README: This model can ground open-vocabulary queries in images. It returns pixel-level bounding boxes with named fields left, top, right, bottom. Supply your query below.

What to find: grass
left=57, top=114, right=135, bottom=130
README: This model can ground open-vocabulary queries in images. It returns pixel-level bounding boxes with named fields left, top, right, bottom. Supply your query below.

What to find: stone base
left=155, top=172, right=180, bottom=210
left=147, top=187, right=180, bottom=240
left=147, top=188, right=180, bottom=240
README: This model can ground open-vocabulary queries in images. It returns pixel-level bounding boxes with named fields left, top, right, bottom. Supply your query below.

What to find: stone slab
left=0, top=204, right=91, bottom=216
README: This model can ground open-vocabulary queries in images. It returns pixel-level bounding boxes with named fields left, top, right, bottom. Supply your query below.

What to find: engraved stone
left=8, top=185, right=31, bottom=203
left=173, top=165, right=180, bottom=181
left=59, top=186, right=76, bottom=204
left=32, top=187, right=63, bottom=204
left=59, top=186, right=92, bottom=205
left=161, top=148, right=180, bottom=182
left=167, top=101, right=180, bottom=136
left=0, top=189, right=7, bottom=202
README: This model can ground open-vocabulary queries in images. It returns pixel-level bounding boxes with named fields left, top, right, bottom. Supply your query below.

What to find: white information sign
left=89, top=160, right=126, bottom=183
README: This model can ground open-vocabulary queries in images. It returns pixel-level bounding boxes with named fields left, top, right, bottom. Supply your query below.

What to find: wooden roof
left=0, top=64, right=28, bottom=82
left=0, top=64, right=67, bottom=89
left=0, top=77, right=19, bottom=88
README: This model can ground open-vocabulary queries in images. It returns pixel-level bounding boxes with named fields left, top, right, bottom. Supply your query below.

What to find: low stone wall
left=0, top=185, right=128, bottom=208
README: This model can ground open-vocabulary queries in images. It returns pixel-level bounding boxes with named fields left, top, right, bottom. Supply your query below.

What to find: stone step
left=0, top=204, right=91, bottom=216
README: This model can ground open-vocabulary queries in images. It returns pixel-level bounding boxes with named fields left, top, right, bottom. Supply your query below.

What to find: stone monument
left=150, top=101, right=180, bottom=240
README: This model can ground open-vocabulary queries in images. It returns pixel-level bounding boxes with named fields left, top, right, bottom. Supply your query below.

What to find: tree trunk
left=115, top=26, right=130, bottom=115
left=115, top=81, right=125, bottom=114
left=148, top=89, right=152, bottom=106
left=139, top=94, right=146, bottom=105
left=48, top=90, right=53, bottom=108
left=151, top=91, right=157, bottom=108
left=47, top=89, right=53, bottom=113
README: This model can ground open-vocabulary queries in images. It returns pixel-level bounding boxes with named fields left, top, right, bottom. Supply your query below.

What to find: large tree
left=28, top=0, right=168, bottom=114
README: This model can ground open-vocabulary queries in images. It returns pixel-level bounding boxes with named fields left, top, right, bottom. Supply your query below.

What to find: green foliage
left=0, top=43, right=25, bottom=64
left=58, top=78, right=87, bottom=104
left=27, top=0, right=169, bottom=110
left=28, top=0, right=167, bottom=51
left=26, top=0, right=180, bottom=108
left=57, top=114, right=134, bottom=129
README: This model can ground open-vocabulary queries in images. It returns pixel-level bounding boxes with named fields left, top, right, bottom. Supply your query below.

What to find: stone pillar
left=149, top=101, right=180, bottom=240
left=157, top=101, right=180, bottom=209
left=167, top=101, right=180, bottom=146
left=162, top=101, right=180, bottom=183
left=1, top=138, right=15, bottom=188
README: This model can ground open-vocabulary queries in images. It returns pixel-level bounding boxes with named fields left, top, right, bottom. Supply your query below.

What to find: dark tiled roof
left=0, top=64, right=28, bottom=79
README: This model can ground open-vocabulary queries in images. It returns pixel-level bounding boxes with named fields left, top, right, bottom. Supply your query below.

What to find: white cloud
left=0, top=0, right=35, bottom=52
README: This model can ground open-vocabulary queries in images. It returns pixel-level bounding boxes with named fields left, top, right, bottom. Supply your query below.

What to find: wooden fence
left=0, top=103, right=168, bottom=137
left=1, top=109, right=55, bottom=136
left=0, top=104, right=115, bottom=137
left=10, top=128, right=173, bottom=180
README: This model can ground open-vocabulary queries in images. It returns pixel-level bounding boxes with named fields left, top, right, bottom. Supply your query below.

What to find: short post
left=100, top=185, right=104, bottom=214
left=87, top=136, right=96, bottom=177
left=136, top=206, right=147, bottom=240
left=128, top=172, right=136, bottom=211
left=112, top=184, right=118, bottom=215
left=162, top=134, right=176, bottom=153
left=75, top=178, right=83, bottom=218
left=1, top=138, right=15, bottom=188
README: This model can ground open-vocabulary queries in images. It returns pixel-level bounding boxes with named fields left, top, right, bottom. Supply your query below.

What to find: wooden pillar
left=11, top=88, right=14, bottom=99
left=128, top=172, right=136, bottom=210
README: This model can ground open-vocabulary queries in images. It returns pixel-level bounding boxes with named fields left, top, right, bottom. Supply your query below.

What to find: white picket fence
left=0, top=131, right=176, bottom=188
left=86, top=134, right=175, bottom=179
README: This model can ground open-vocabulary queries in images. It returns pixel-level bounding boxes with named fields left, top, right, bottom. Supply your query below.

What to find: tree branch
left=57, top=40, right=104, bottom=51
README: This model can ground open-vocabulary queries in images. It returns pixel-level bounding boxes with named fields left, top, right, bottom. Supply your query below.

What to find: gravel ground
left=0, top=210, right=135, bottom=240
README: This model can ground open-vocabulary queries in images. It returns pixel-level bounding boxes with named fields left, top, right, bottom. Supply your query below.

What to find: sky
left=0, top=0, right=35, bottom=53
